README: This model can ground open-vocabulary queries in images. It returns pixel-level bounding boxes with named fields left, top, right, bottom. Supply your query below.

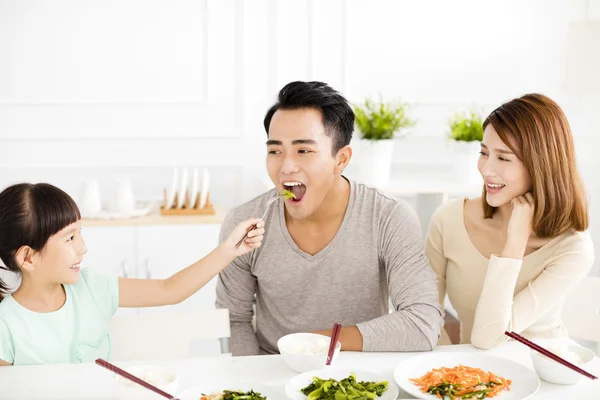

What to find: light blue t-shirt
left=0, top=268, right=119, bottom=366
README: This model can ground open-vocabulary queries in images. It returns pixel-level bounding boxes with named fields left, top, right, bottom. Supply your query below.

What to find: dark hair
left=0, top=183, right=81, bottom=301
left=263, top=81, right=355, bottom=155
left=482, top=93, right=588, bottom=237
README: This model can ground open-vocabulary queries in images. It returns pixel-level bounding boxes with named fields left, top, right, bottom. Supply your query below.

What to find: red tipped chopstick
left=326, top=322, right=342, bottom=366
left=504, top=331, right=597, bottom=380
left=95, top=359, right=179, bottom=399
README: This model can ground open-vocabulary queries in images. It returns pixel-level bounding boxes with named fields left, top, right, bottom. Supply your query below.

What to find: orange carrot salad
left=410, top=365, right=512, bottom=399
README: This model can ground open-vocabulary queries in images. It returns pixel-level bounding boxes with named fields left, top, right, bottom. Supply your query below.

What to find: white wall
left=1, top=0, right=599, bottom=270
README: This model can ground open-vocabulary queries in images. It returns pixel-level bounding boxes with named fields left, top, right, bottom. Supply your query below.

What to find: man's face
left=266, top=108, right=343, bottom=220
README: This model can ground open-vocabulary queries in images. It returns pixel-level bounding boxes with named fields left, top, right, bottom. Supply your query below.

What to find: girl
left=426, top=93, right=594, bottom=349
left=0, top=183, right=264, bottom=365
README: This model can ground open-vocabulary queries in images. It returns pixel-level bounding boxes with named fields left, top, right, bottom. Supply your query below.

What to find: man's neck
left=294, top=176, right=351, bottom=226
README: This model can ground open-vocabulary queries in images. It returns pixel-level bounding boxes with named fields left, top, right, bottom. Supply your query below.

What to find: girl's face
left=34, top=221, right=87, bottom=285
left=478, top=125, right=532, bottom=208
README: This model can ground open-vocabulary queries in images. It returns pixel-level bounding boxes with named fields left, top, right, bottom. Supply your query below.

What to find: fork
left=234, top=195, right=280, bottom=250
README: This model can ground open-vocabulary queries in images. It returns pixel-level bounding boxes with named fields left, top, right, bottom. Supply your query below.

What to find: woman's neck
left=495, top=202, right=514, bottom=226
left=12, top=278, right=66, bottom=313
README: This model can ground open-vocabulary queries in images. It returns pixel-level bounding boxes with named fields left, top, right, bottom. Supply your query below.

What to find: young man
left=216, top=81, right=442, bottom=355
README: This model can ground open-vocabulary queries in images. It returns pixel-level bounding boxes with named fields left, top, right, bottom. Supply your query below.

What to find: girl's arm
left=118, top=218, right=264, bottom=308
left=0, top=359, right=11, bottom=366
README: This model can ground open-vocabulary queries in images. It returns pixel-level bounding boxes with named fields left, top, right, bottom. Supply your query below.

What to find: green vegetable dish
left=301, top=372, right=388, bottom=400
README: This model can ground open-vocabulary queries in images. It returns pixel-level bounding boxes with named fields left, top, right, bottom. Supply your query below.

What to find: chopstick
left=504, top=331, right=597, bottom=380
left=326, top=322, right=342, bottom=366
left=95, top=358, right=179, bottom=399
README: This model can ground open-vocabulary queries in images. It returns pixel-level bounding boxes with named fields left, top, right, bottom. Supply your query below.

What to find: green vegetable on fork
left=281, top=189, right=296, bottom=199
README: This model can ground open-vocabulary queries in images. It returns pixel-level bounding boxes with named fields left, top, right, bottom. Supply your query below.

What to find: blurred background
left=1, top=0, right=599, bottom=277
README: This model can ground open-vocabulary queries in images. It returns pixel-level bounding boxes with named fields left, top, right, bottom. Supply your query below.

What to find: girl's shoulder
left=70, top=268, right=119, bottom=318
left=0, top=292, right=21, bottom=319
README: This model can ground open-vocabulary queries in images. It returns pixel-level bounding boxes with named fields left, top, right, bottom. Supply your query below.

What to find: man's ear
left=15, top=246, right=38, bottom=272
left=334, top=145, right=352, bottom=174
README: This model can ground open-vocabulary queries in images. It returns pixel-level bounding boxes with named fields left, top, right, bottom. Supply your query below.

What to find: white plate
left=189, top=167, right=199, bottom=208
left=81, top=202, right=153, bottom=220
left=177, top=167, right=188, bottom=209
left=393, top=353, right=540, bottom=400
left=165, top=167, right=179, bottom=210
left=285, top=367, right=399, bottom=400
left=178, top=383, right=280, bottom=400
left=199, top=167, right=210, bottom=208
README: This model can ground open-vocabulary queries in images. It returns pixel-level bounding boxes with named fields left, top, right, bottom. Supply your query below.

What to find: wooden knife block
left=160, top=188, right=215, bottom=216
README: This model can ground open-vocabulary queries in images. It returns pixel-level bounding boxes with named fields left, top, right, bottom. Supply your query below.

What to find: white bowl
left=277, top=332, right=341, bottom=373
left=114, top=365, right=179, bottom=399
left=530, top=340, right=595, bottom=385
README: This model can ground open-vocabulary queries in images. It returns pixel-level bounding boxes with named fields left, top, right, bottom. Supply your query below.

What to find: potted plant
left=448, top=110, right=484, bottom=184
left=353, top=97, right=415, bottom=188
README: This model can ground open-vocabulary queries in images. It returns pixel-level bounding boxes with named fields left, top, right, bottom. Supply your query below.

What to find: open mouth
left=282, top=181, right=306, bottom=203
left=70, top=263, right=81, bottom=271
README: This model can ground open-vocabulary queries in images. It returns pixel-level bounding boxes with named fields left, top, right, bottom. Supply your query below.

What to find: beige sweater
left=426, top=198, right=594, bottom=349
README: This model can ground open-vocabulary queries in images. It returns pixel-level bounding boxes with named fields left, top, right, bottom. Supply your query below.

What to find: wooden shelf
left=81, top=205, right=226, bottom=227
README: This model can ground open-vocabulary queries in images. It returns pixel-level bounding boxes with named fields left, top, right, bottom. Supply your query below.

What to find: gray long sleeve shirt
left=216, top=179, right=443, bottom=355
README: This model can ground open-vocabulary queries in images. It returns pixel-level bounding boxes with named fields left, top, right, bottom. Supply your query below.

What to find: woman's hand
left=502, top=193, right=534, bottom=259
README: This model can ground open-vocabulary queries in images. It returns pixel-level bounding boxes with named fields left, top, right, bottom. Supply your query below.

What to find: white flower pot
left=359, top=139, right=394, bottom=188
left=450, top=140, right=482, bottom=185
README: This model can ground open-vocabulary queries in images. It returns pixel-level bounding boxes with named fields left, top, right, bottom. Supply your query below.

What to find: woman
left=427, top=93, right=594, bottom=349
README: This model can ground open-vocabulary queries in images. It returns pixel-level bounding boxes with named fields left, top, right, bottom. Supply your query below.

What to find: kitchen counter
left=81, top=205, right=227, bottom=227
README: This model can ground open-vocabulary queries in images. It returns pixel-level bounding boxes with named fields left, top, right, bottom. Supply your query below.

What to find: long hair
left=482, top=94, right=588, bottom=237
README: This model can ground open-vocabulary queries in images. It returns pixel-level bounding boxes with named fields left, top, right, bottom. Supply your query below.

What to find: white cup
left=112, top=179, right=136, bottom=214
left=77, top=181, right=102, bottom=217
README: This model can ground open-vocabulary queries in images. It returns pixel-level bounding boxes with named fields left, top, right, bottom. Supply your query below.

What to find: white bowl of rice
left=530, top=339, right=595, bottom=385
left=277, top=332, right=341, bottom=373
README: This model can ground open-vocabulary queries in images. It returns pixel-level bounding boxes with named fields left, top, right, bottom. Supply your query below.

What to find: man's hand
left=312, top=325, right=363, bottom=351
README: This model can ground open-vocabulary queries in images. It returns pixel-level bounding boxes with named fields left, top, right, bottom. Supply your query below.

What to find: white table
left=2, top=342, right=599, bottom=399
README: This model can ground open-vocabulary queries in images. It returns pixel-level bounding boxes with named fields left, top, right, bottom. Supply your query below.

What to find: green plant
left=448, top=110, right=484, bottom=142
left=353, top=97, right=415, bottom=140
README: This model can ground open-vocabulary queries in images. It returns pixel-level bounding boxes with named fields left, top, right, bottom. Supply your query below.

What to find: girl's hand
left=503, top=192, right=535, bottom=259
left=224, top=218, right=265, bottom=257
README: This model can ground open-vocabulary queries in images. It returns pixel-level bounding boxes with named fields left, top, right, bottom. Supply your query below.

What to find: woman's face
left=478, top=125, right=532, bottom=207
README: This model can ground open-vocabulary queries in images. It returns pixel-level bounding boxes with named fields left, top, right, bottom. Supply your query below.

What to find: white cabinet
left=81, top=226, right=138, bottom=317
left=81, top=223, right=222, bottom=317
left=82, top=226, right=136, bottom=278
left=136, top=224, right=221, bottom=315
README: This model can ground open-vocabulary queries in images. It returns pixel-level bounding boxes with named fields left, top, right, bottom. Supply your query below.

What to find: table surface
left=2, top=342, right=599, bottom=399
